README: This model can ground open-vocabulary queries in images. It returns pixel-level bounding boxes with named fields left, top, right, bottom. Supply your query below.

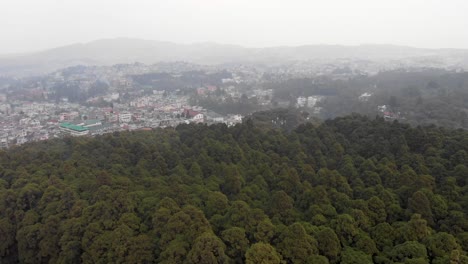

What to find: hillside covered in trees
left=0, top=115, right=468, bottom=263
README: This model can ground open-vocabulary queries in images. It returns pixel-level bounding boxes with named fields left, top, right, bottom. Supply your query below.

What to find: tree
left=245, top=243, right=282, bottom=264
left=0, top=113, right=467, bottom=262
left=316, top=227, right=340, bottom=263
left=390, top=241, right=428, bottom=263
left=254, top=219, right=275, bottom=243
left=186, top=233, right=229, bottom=264
left=16, top=223, right=42, bottom=264
left=158, top=238, right=190, bottom=264
left=340, top=247, right=372, bottom=264
left=276, top=223, right=318, bottom=264
left=367, top=196, right=387, bottom=224
left=269, top=191, right=294, bottom=218
left=221, top=165, right=243, bottom=196
left=204, top=191, right=229, bottom=218
left=334, top=214, right=359, bottom=245
left=0, top=217, right=17, bottom=262
left=371, top=222, right=395, bottom=251
left=404, top=214, right=431, bottom=242
left=354, top=232, right=378, bottom=255
left=408, top=191, right=434, bottom=225
left=425, top=232, right=460, bottom=259
left=221, top=227, right=249, bottom=263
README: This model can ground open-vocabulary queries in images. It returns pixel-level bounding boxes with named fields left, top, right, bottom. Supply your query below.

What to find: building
left=359, top=92, right=372, bottom=102
left=206, top=85, right=217, bottom=92
left=184, top=109, right=201, bottom=118
left=307, top=96, right=318, bottom=107
left=297, top=97, right=307, bottom=107
left=225, top=114, right=243, bottom=126
left=119, top=112, right=132, bottom=123
left=17, top=137, right=28, bottom=145
left=378, top=105, right=387, bottom=112
left=307, top=96, right=323, bottom=107
left=0, top=138, right=8, bottom=149
left=59, top=112, right=79, bottom=121
left=192, top=113, right=204, bottom=123
left=232, top=115, right=242, bottom=122
left=59, top=123, right=89, bottom=136
left=80, top=119, right=102, bottom=128
left=197, top=88, right=206, bottom=95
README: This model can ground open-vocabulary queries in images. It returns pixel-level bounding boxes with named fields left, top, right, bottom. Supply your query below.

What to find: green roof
left=60, top=122, right=89, bottom=132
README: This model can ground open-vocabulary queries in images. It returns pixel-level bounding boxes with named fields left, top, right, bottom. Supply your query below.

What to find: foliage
left=0, top=114, right=467, bottom=263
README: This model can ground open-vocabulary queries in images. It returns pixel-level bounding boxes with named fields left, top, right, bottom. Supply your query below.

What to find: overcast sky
left=1, top=0, right=467, bottom=54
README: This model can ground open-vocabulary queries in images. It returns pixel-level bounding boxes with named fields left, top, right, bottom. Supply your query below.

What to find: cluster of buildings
left=2, top=60, right=386, bottom=148
left=377, top=105, right=404, bottom=120
left=0, top=89, right=244, bottom=148
left=0, top=63, right=262, bottom=148
left=296, top=95, right=324, bottom=114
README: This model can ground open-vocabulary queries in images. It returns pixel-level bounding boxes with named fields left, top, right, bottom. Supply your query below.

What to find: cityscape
left=2, top=54, right=465, bottom=149
left=0, top=63, right=250, bottom=148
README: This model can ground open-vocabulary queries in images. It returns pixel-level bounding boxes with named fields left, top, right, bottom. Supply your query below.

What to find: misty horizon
left=3, top=37, right=468, bottom=57
left=2, top=0, right=468, bottom=54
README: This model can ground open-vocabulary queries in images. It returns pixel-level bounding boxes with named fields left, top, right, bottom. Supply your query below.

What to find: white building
left=119, top=112, right=132, bottom=123
left=297, top=97, right=307, bottom=107
left=20, top=129, right=27, bottom=137
left=30, top=119, right=40, bottom=127
left=192, top=113, right=204, bottom=123
left=378, top=105, right=387, bottom=112
left=0, top=138, right=8, bottom=149
left=19, top=118, right=30, bottom=126
left=307, top=97, right=318, bottom=107
left=212, top=117, right=224, bottom=122
left=359, top=92, right=372, bottom=102
left=17, top=137, right=28, bottom=145
left=232, top=115, right=242, bottom=122
left=110, top=93, right=120, bottom=100
left=307, top=96, right=324, bottom=107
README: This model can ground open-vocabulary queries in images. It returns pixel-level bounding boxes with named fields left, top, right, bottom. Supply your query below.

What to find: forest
left=0, top=114, right=467, bottom=263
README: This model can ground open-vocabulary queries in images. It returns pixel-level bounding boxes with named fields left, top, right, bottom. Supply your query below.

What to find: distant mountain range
left=1, top=38, right=468, bottom=76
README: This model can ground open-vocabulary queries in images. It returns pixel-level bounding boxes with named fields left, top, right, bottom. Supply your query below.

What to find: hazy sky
left=1, top=0, right=467, bottom=54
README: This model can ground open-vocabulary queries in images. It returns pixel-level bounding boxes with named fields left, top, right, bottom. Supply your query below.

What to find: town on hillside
left=1, top=60, right=465, bottom=148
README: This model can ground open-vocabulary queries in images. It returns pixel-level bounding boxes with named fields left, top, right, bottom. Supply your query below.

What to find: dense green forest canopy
left=0, top=115, right=468, bottom=263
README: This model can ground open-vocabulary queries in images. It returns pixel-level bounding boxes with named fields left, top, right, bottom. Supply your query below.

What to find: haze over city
left=1, top=0, right=468, bottom=54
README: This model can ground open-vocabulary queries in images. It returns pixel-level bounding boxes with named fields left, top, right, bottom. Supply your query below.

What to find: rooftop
left=60, top=122, right=89, bottom=132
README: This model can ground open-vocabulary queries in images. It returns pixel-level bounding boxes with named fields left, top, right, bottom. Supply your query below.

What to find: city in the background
left=1, top=54, right=467, bottom=148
